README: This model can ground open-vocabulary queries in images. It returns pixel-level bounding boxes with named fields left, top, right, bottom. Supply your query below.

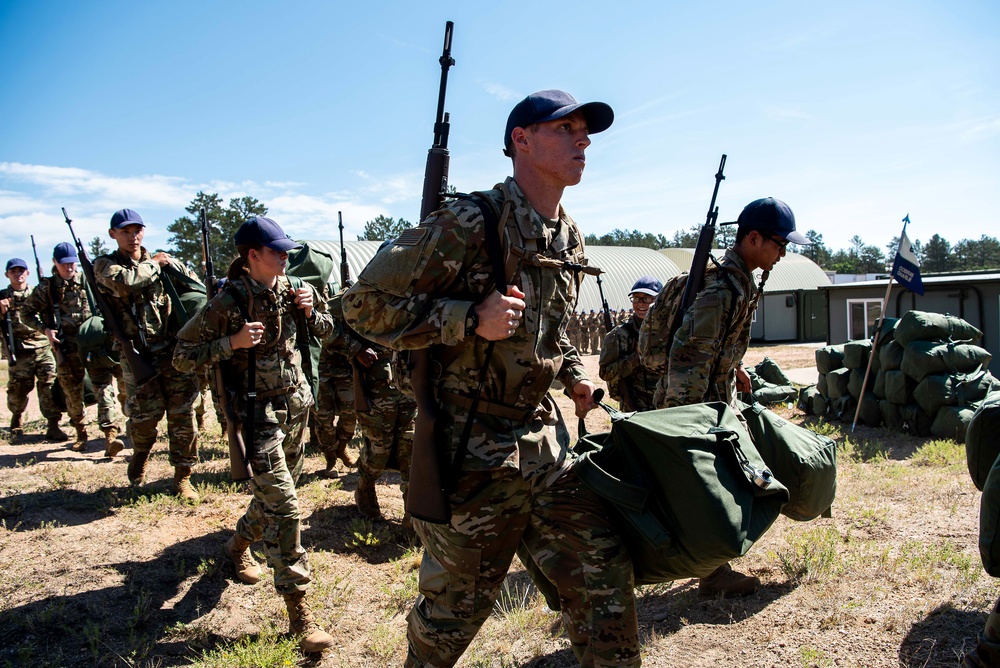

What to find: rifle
left=31, top=235, right=66, bottom=365
left=596, top=271, right=638, bottom=411
left=2, top=307, right=15, bottom=365
left=676, top=154, right=727, bottom=322
left=63, top=208, right=158, bottom=385
left=339, top=211, right=371, bottom=413
left=201, top=207, right=252, bottom=482
left=407, top=20, right=455, bottom=524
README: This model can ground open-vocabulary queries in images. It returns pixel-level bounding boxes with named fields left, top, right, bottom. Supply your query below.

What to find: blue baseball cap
left=234, top=216, right=302, bottom=252
left=5, top=258, right=28, bottom=272
left=53, top=242, right=78, bottom=264
left=110, top=209, right=145, bottom=229
left=629, top=275, right=662, bottom=297
left=737, top=197, right=810, bottom=245
left=503, top=89, right=614, bottom=156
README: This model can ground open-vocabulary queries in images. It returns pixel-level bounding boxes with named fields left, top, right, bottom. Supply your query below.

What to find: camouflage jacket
left=343, top=177, right=590, bottom=474
left=598, top=316, right=659, bottom=411
left=0, top=286, right=50, bottom=351
left=658, top=248, right=760, bottom=407
left=172, top=273, right=332, bottom=411
left=93, top=247, right=186, bottom=351
left=321, top=291, right=366, bottom=364
left=23, top=272, right=91, bottom=339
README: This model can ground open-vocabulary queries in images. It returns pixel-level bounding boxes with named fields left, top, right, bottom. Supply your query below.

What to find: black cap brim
left=540, top=101, right=614, bottom=135
left=265, top=238, right=303, bottom=252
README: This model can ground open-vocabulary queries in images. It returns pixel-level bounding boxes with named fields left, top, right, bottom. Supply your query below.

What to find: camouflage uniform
left=344, top=177, right=639, bottom=668
left=598, top=315, right=659, bottom=411
left=2, top=286, right=61, bottom=422
left=577, top=310, right=591, bottom=354
left=355, top=341, right=417, bottom=504
left=93, top=248, right=199, bottom=467
left=648, top=249, right=760, bottom=410
left=566, top=310, right=580, bottom=352
left=589, top=310, right=603, bottom=355
left=173, top=272, right=332, bottom=594
left=89, top=362, right=126, bottom=431
left=313, top=296, right=360, bottom=464
left=23, top=271, right=90, bottom=436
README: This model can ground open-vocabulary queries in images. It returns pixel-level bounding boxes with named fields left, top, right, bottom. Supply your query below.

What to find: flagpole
left=851, top=277, right=894, bottom=431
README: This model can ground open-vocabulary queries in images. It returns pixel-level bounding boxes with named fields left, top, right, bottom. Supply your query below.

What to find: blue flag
left=891, top=218, right=924, bottom=295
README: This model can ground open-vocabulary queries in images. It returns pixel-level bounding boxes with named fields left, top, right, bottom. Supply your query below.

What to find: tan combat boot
left=70, top=424, right=88, bottom=451
left=173, top=466, right=199, bottom=502
left=9, top=413, right=23, bottom=443
left=698, top=562, right=761, bottom=598
left=104, top=427, right=125, bottom=458
left=283, top=591, right=335, bottom=653
left=222, top=534, right=261, bottom=584
left=354, top=475, right=382, bottom=520
left=317, top=452, right=339, bottom=480
left=45, top=417, right=69, bottom=442
left=127, top=449, right=151, bottom=486
left=334, top=439, right=355, bottom=468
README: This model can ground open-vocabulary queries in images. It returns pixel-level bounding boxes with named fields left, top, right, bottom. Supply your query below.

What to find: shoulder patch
left=395, top=228, right=427, bottom=246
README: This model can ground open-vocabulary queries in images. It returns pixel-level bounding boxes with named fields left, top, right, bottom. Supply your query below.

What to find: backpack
left=637, top=273, right=689, bottom=376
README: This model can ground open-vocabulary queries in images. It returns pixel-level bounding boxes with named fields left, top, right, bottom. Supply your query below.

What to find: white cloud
left=482, top=82, right=521, bottom=102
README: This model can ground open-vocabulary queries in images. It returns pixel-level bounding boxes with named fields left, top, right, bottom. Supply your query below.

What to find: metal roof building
left=303, top=240, right=683, bottom=313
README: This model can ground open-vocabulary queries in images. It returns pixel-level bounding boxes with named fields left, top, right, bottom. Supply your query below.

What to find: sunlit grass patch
left=188, top=629, right=299, bottom=668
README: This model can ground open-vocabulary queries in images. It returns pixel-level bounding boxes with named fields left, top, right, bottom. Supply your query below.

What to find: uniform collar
left=502, top=177, right=574, bottom=252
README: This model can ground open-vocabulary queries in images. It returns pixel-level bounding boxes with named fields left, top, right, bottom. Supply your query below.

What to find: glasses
left=762, top=233, right=789, bottom=250
left=630, top=295, right=655, bottom=304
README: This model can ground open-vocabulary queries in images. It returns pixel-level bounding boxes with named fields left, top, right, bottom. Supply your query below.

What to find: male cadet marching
left=641, top=196, right=809, bottom=596
left=577, top=309, right=591, bottom=354
left=590, top=308, right=604, bottom=354
left=173, top=216, right=335, bottom=653
left=344, top=89, right=639, bottom=668
left=312, top=291, right=361, bottom=479
left=94, top=209, right=201, bottom=499
left=598, top=276, right=662, bottom=412
left=22, top=242, right=91, bottom=450
left=2, top=257, right=66, bottom=442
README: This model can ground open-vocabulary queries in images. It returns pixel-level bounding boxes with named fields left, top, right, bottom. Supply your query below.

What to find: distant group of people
left=5, top=86, right=993, bottom=668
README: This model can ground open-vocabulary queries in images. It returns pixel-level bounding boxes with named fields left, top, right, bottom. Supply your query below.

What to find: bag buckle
left=742, top=462, right=774, bottom=489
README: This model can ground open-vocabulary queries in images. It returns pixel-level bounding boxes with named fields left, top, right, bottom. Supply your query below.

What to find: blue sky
left=2, top=0, right=997, bottom=272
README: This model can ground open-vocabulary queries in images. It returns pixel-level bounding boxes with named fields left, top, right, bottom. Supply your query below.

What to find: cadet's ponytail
left=226, top=244, right=261, bottom=281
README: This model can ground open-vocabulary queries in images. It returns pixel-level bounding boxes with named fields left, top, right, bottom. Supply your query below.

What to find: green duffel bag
left=748, top=384, right=797, bottom=406
left=832, top=394, right=856, bottom=421
left=874, top=317, right=899, bottom=349
left=979, top=451, right=1000, bottom=576
left=797, top=385, right=820, bottom=414
left=931, top=404, right=977, bottom=442
left=858, top=391, right=882, bottom=427
left=879, top=339, right=905, bottom=372
left=880, top=399, right=905, bottom=431
left=287, top=242, right=336, bottom=293
left=755, top=357, right=792, bottom=386
left=827, top=367, right=850, bottom=400
left=895, top=310, right=982, bottom=347
left=161, top=262, right=208, bottom=331
left=843, top=339, right=873, bottom=370
left=885, top=369, right=915, bottom=405
left=812, top=393, right=828, bottom=417
left=739, top=400, right=837, bottom=521
left=901, top=341, right=992, bottom=382
left=967, top=391, right=1000, bottom=491
left=817, top=373, right=828, bottom=398
left=573, top=401, right=789, bottom=584
left=816, top=344, right=846, bottom=375
left=873, top=369, right=887, bottom=399
left=847, top=368, right=873, bottom=401
left=900, top=403, right=933, bottom=436
left=75, top=314, right=120, bottom=370
left=914, top=370, right=999, bottom=417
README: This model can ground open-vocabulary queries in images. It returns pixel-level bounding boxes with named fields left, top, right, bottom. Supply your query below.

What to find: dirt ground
left=0, top=344, right=996, bottom=667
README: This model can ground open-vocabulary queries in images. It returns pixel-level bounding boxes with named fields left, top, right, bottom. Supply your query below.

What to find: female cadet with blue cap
left=173, top=216, right=335, bottom=653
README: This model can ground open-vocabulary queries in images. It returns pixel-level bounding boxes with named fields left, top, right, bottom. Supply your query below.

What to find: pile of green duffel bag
left=808, top=311, right=997, bottom=441
left=571, top=399, right=836, bottom=584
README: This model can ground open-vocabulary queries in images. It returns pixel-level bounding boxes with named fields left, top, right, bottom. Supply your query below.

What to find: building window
left=847, top=299, right=882, bottom=340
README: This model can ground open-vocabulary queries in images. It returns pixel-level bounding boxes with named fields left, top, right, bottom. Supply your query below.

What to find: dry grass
left=0, top=346, right=996, bottom=667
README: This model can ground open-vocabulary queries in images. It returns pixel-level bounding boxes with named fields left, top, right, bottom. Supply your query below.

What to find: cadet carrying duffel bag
left=573, top=401, right=789, bottom=585
left=967, top=391, right=1000, bottom=491
left=739, top=400, right=837, bottom=521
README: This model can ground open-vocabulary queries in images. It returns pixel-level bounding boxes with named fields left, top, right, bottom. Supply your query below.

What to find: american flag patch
left=395, top=228, right=427, bottom=246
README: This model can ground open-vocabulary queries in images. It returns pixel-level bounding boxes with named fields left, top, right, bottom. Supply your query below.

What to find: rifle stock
left=677, top=154, right=727, bottom=316
left=2, top=310, right=15, bottom=365
left=63, top=208, right=158, bottom=385
left=31, top=234, right=66, bottom=366
left=407, top=20, right=455, bottom=525
left=200, top=207, right=252, bottom=482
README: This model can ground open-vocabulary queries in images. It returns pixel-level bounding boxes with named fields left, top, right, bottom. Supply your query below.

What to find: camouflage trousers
left=590, top=332, right=603, bottom=355
left=89, top=363, right=126, bottom=430
left=356, top=377, right=416, bottom=494
left=123, top=355, right=199, bottom=467
left=313, top=364, right=356, bottom=457
left=7, top=345, right=60, bottom=420
left=407, top=467, right=640, bottom=668
left=56, top=347, right=87, bottom=428
left=236, top=390, right=311, bottom=595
